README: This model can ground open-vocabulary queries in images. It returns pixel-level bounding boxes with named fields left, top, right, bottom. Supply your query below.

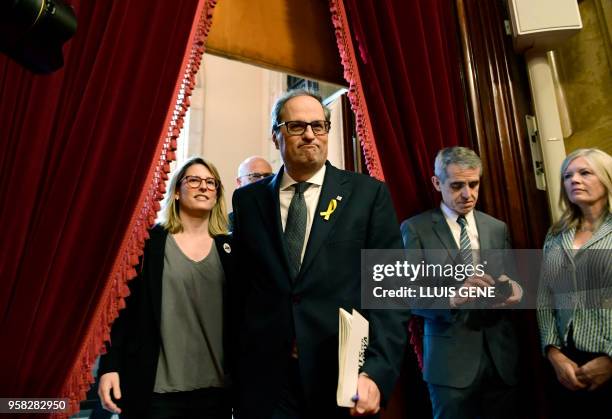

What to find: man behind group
left=236, top=156, right=273, bottom=188
left=229, top=156, right=273, bottom=230
left=231, top=89, right=409, bottom=418
left=401, top=146, right=522, bottom=419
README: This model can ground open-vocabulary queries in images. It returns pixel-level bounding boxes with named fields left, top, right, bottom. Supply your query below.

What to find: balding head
left=236, top=156, right=273, bottom=187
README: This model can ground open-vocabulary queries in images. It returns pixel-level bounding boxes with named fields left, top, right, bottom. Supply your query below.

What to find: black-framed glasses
left=181, top=175, right=219, bottom=191
left=276, top=120, right=331, bottom=136
left=240, top=172, right=273, bottom=182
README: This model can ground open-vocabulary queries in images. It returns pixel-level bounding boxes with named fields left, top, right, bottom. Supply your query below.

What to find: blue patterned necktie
left=457, top=215, right=473, bottom=265
left=285, top=182, right=310, bottom=278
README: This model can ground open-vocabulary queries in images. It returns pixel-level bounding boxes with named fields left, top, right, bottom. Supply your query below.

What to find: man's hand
left=450, top=274, right=495, bottom=308
left=576, top=356, right=612, bottom=391
left=350, top=373, right=380, bottom=416
left=547, top=347, right=587, bottom=391
left=492, top=276, right=522, bottom=308
left=98, top=372, right=122, bottom=414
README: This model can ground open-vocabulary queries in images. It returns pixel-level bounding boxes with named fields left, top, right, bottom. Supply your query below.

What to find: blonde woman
left=538, top=148, right=612, bottom=418
left=98, top=157, right=232, bottom=418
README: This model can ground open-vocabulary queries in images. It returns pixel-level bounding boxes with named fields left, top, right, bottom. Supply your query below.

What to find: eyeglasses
left=240, top=172, right=273, bottom=182
left=276, top=120, right=331, bottom=136
left=181, top=175, right=219, bottom=191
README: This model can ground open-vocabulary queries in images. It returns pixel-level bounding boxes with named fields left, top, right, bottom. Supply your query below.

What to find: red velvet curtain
left=0, top=0, right=213, bottom=414
left=329, top=1, right=471, bottom=417
left=331, top=0, right=470, bottom=222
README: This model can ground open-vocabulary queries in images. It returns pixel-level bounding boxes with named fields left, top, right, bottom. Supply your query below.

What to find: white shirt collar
left=280, top=164, right=326, bottom=191
left=440, top=202, right=477, bottom=228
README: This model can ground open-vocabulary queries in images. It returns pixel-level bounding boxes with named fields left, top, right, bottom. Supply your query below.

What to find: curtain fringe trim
left=59, top=1, right=218, bottom=416
left=328, top=0, right=384, bottom=181
left=329, top=0, right=427, bottom=369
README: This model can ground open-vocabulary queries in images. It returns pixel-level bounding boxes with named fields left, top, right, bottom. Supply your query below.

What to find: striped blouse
left=537, top=213, right=612, bottom=357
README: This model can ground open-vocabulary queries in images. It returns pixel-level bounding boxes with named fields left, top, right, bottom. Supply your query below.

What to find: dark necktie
left=457, top=215, right=480, bottom=327
left=285, top=182, right=310, bottom=278
left=457, top=215, right=473, bottom=265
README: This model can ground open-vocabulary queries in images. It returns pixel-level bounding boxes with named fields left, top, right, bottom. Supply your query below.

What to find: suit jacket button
left=292, top=294, right=301, bottom=304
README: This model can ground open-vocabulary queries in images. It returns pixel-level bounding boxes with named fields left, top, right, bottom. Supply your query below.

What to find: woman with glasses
left=537, top=148, right=612, bottom=418
left=98, top=157, right=232, bottom=418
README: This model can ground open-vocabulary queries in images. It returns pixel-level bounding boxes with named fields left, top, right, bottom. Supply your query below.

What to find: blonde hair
left=158, top=156, right=228, bottom=236
left=551, top=148, right=612, bottom=234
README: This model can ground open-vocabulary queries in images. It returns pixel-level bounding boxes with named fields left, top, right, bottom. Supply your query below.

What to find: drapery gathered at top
left=0, top=0, right=216, bottom=416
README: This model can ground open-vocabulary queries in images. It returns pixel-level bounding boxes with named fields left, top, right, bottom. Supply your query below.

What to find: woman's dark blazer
left=98, top=224, right=234, bottom=415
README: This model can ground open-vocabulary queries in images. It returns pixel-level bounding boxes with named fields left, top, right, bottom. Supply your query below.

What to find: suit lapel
left=545, top=215, right=611, bottom=266
left=431, top=209, right=458, bottom=258
left=299, top=163, right=350, bottom=279
left=255, top=170, right=292, bottom=278
left=559, top=212, right=612, bottom=267
left=581, top=213, right=612, bottom=250
left=474, top=211, right=491, bottom=249
left=559, top=228, right=575, bottom=261
left=149, top=226, right=167, bottom=328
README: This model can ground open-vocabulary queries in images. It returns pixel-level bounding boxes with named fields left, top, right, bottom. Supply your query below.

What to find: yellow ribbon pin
left=320, top=199, right=338, bottom=221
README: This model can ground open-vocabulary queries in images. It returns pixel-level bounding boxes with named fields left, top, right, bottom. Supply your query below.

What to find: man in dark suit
left=401, top=147, right=522, bottom=419
left=231, top=89, right=409, bottom=418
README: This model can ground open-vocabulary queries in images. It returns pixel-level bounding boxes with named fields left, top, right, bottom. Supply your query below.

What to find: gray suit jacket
left=401, top=208, right=519, bottom=388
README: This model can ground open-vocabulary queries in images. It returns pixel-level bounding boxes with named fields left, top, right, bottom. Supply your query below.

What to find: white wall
left=186, top=53, right=345, bottom=211
left=326, top=93, right=346, bottom=170
left=196, top=54, right=279, bottom=210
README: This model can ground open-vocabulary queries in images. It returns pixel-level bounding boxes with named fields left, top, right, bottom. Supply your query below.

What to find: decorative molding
left=594, top=0, right=612, bottom=71
left=455, top=0, right=549, bottom=249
